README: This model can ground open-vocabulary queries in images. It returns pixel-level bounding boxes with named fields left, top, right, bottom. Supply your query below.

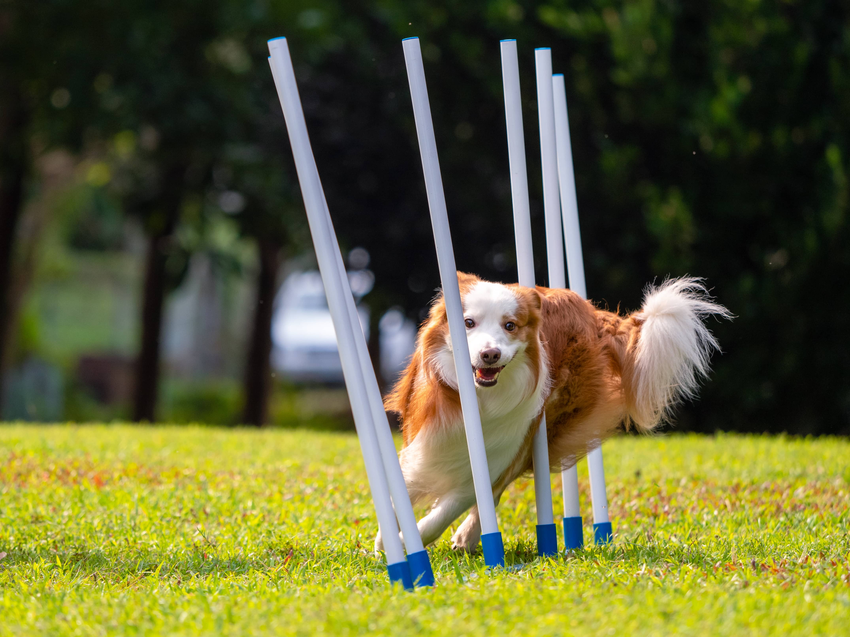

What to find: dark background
left=1, top=0, right=848, bottom=434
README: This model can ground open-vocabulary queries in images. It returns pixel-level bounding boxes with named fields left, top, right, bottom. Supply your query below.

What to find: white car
left=271, top=270, right=415, bottom=385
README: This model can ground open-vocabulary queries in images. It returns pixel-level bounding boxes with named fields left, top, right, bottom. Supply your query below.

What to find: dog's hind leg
left=450, top=488, right=511, bottom=552
left=450, top=482, right=514, bottom=552
left=451, top=421, right=538, bottom=553
left=451, top=505, right=483, bottom=552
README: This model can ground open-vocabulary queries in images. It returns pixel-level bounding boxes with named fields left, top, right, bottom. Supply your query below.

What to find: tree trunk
left=242, top=239, right=282, bottom=427
left=131, top=166, right=184, bottom=423
left=0, top=83, right=28, bottom=415
left=367, top=303, right=385, bottom=394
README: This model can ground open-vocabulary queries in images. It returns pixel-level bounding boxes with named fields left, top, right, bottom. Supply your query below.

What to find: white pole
left=500, top=39, right=557, bottom=558
left=402, top=37, right=504, bottom=567
left=552, top=75, right=586, bottom=299
left=267, top=38, right=412, bottom=589
left=552, top=73, right=612, bottom=544
left=322, top=202, right=434, bottom=585
left=536, top=48, right=584, bottom=551
left=535, top=49, right=565, bottom=291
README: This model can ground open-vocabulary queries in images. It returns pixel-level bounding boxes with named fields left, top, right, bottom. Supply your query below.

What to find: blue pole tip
left=535, top=47, right=552, bottom=51
left=406, top=550, right=435, bottom=587
left=267, top=36, right=287, bottom=44
left=536, top=523, right=558, bottom=557
left=481, top=532, right=506, bottom=568
left=501, top=39, right=517, bottom=42
left=387, top=561, right=414, bottom=591
left=594, top=521, right=613, bottom=545
left=402, top=37, right=420, bottom=42
left=553, top=73, right=565, bottom=77
left=563, top=516, right=584, bottom=551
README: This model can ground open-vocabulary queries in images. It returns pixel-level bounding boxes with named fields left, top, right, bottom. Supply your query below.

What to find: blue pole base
left=481, top=531, right=505, bottom=568
left=562, top=515, right=584, bottom=551
left=536, top=523, right=558, bottom=557
left=593, top=521, right=613, bottom=545
left=406, top=549, right=435, bottom=587
left=386, top=560, right=414, bottom=591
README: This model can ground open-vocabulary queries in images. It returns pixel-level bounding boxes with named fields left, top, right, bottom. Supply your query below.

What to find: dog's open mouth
left=473, top=366, right=505, bottom=387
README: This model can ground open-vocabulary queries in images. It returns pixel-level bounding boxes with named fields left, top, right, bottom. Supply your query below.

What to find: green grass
left=0, top=425, right=848, bottom=636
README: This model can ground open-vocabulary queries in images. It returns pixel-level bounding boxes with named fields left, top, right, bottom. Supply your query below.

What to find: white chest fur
left=400, top=349, right=548, bottom=501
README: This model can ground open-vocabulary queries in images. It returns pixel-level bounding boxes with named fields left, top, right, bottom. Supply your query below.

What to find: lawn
left=0, top=425, right=848, bottom=636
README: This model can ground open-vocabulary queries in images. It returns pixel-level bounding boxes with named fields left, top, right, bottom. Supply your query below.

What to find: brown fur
left=534, top=285, right=643, bottom=473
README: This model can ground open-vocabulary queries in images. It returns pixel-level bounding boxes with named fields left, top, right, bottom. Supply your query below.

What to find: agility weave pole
left=326, top=209, right=435, bottom=584
left=267, top=37, right=434, bottom=589
left=499, top=39, right=558, bottom=558
left=552, top=73, right=613, bottom=544
left=402, top=37, right=505, bottom=568
left=532, top=47, right=585, bottom=551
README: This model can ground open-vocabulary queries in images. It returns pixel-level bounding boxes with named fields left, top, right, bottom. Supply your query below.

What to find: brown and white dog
left=376, top=272, right=730, bottom=553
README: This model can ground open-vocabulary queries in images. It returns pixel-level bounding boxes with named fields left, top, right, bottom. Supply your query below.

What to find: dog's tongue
left=475, top=366, right=503, bottom=381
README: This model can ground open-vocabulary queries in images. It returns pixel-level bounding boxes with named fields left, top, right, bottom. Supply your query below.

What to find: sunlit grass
left=0, top=425, right=848, bottom=635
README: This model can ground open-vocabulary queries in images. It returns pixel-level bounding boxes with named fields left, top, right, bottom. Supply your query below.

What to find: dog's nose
left=480, top=348, right=501, bottom=364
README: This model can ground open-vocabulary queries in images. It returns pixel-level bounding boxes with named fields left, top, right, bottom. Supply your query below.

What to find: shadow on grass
left=1, top=532, right=756, bottom=587
left=422, top=534, right=734, bottom=575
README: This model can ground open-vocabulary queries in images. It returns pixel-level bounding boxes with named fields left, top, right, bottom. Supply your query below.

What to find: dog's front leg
left=374, top=443, right=429, bottom=555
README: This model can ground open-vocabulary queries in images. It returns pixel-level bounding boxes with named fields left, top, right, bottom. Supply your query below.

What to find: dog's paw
left=373, top=531, right=384, bottom=556
left=450, top=515, right=482, bottom=553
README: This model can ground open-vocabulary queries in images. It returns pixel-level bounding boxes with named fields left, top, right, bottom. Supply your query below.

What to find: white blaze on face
left=462, top=282, right=522, bottom=368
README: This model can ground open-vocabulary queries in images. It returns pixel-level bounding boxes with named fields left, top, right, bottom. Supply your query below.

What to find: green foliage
left=0, top=426, right=848, bottom=635
left=5, top=0, right=849, bottom=432
left=24, top=252, right=142, bottom=364
left=55, top=184, right=125, bottom=252
left=270, top=0, right=850, bottom=433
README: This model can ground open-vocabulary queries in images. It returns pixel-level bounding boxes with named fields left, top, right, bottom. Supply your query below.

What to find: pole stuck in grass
left=552, top=72, right=613, bottom=545
left=535, top=48, right=585, bottom=552
left=402, top=36, right=505, bottom=568
left=500, top=39, right=558, bottom=558
left=324, top=203, right=434, bottom=586
left=267, top=37, right=428, bottom=589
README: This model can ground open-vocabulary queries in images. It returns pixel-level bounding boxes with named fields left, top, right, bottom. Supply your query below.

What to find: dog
left=376, top=272, right=730, bottom=553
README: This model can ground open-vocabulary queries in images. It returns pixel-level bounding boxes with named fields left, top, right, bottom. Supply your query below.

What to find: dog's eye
left=464, top=318, right=475, bottom=329
left=504, top=321, right=516, bottom=332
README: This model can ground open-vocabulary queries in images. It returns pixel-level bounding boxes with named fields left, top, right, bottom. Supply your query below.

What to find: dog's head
left=423, top=272, right=542, bottom=389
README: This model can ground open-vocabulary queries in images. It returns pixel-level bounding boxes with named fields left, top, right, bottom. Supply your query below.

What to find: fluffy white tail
left=629, top=277, right=732, bottom=431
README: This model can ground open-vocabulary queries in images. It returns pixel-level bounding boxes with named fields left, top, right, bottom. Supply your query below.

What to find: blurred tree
left=0, top=0, right=308, bottom=423
left=0, top=71, right=27, bottom=413
left=215, top=145, right=305, bottom=427
left=204, top=8, right=315, bottom=426
left=93, top=1, right=261, bottom=422
left=100, top=1, right=313, bottom=425
left=0, top=4, right=35, bottom=411
left=0, top=0, right=97, bottom=412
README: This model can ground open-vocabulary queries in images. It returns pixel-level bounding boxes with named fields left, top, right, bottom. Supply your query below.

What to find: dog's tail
left=620, top=277, right=731, bottom=432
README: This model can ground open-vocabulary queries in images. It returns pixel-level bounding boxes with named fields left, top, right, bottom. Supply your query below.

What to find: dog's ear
left=427, top=291, right=447, bottom=322
left=510, top=285, right=542, bottom=312
left=524, top=287, right=543, bottom=311
left=456, top=271, right=480, bottom=291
